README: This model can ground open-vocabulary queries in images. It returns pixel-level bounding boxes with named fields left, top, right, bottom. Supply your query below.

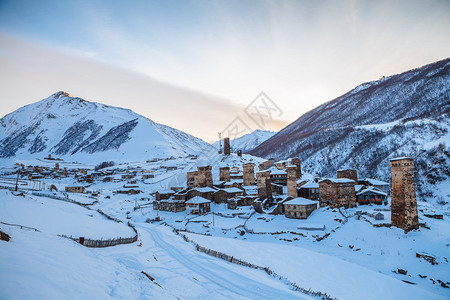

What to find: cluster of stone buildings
left=153, top=153, right=419, bottom=233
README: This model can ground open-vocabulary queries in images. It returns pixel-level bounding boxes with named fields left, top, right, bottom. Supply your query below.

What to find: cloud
left=0, top=32, right=290, bottom=141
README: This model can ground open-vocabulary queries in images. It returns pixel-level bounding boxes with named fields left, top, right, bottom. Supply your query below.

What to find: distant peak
left=51, top=91, right=73, bottom=99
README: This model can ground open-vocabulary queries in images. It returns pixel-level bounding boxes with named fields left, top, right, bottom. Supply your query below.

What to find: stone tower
left=390, top=157, right=419, bottom=232
left=219, top=167, right=230, bottom=182
left=290, top=158, right=302, bottom=178
left=195, top=166, right=213, bottom=187
left=187, top=171, right=197, bottom=186
left=286, top=166, right=297, bottom=198
left=337, top=169, right=358, bottom=183
left=243, top=163, right=255, bottom=186
left=256, top=170, right=272, bottom=199
left=224, top=137, right=231, bottom=155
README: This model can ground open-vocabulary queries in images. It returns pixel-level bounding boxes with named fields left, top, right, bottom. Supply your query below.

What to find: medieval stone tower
left=390, top=157, right=419, bottom=232
left=337, top=169, right=358, bottom=183
left=195, top=166, right=213, bottom=187
left=223, top=137, right=231, bottom=155
left=256, top=170, right=272, bottom=199
left=219, top=167, right=230, bottom=182
left=286, top=166, right=298, bottom=198
left=290, top=158, right=302, bottom=178
left=243, top=163, right=255, bottom=186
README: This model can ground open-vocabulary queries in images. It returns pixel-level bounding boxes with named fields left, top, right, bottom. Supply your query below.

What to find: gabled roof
left=356, top=186, right=388, bottom=196
left=186, top=196, right=211, bottom=204
left=320, top=178, right=355, bottom=184
left=364, top=178, right=389, bottom=186
left=300, top=181, right=319, bottom=189
left=283, top=197, right=318, bottom=206
left=218, top=187, right=244, bottom=194
left=192, top=187, right=217, bottom=193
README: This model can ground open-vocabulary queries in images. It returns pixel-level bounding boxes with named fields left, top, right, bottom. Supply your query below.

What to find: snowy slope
left=213, top=129, right=275, bottom=153
left=249, top=58, right=450, bottom=202
left=0, top=91, right=209, bottom=163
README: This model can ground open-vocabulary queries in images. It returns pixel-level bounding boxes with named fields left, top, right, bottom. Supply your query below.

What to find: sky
left=0, top=0, right=449, bottom=141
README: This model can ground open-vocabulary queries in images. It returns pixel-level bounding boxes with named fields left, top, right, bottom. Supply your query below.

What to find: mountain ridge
left=0, top=91, right=209, bottom=162
left=249, top=58, right=450, bottom=201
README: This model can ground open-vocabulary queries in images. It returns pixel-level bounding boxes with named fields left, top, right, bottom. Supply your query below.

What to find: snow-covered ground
left=1, top=153, right=449, bottom=299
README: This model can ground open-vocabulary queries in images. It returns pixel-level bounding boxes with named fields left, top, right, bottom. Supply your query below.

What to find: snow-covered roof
left=186, top=196, right=211, bottom=204
left=270, top=168, right=286, bottom=175
left=192, top=187, right=216, bottom=193
left=219, top=187, right=244, bottom=194
left=242, top=185, right=257, bottom=190
left=357, top=186, right=388, bottom=196
left=355, top=185, right=364, bottom=192
left=158, top=189, right=175, bottom=194
left=320, top=178, right=355, bottom=184
left=283, top=197, right=318, bottom=206
left=300, top=181, right=319, bottom=189
left=390, top=157, right=412, bottom=161
left=364, top=178, right=389, bottom=186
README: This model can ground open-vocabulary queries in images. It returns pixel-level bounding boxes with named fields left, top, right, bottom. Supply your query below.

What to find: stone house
left=358, top=178, right=390, bottom=194
left=186, top=196, right=211, bottom=214
left=155, top=190, right=175, bottom=201
left=242, top=185, right=258, bottom=196
left=65, top=186, right=85, bottom=193
left=269, top=167, right=287, bottom=185
left=153, top=199, right=186, bottom=212
left=283, top=197, right=318, bottom=219
left=356, top=186, right=387, bottom=205
left=319, top=178, right=356, bottom=208
left=214, top=187, right=244, bottom=203
left=187, top=187, right=216, bottom=201
left=298, top=181, right=319, bottom=200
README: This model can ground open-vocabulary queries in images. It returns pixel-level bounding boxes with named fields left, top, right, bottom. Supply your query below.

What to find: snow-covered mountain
left=249, top=58, right=450, bottom=201
left=213, top=129, right=275, bottom=153
left=0, top=91, right=209, bottom=162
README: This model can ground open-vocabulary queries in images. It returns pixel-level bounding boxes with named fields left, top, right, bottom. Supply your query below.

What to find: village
left=0, top=136, right=432, bottom=235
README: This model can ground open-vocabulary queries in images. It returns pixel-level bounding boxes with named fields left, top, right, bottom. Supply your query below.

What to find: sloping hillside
left=249, top=58, right=450, bottom=201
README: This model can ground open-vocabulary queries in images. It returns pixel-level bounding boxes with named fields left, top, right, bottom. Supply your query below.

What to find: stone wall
left=337, top=169, right=358, bottom=182
left=319, top=180, right=356, bottom=208
left=390, top=158, right=419, bottom=232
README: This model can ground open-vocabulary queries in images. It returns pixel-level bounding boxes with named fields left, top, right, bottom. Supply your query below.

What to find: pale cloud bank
left=0, top=33, right=289, bottom=141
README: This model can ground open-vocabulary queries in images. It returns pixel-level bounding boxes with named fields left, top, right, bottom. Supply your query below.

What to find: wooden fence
left=173, top=228, right=338, bottom=300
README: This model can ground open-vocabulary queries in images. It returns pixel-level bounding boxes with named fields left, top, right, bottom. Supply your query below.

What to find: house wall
left=284, top=203, right=316, bottom=219
left=319, top=180, right=356, bottom=208
left=65, top=186, right=85, bottom=193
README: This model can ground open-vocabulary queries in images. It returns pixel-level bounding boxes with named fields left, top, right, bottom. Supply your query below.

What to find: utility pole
left=218, top=132, right=222, bottom=152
